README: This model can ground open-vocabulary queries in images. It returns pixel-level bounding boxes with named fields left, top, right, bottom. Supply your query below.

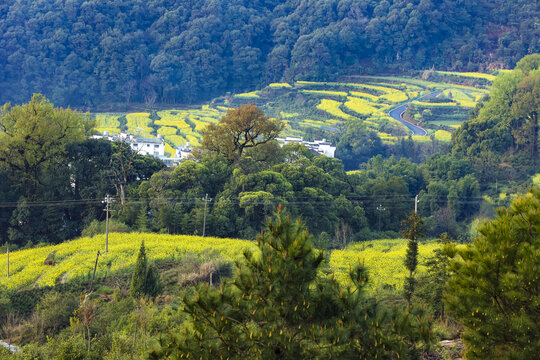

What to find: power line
left=0, top=195, right=499, bottom=208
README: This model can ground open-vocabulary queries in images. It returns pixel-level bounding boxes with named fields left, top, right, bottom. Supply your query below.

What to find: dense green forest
left=1, top=55, right=539, bottom=249
left=0, top=0, right=539, bottom=349
left=0, top=0, right=538, bottom=108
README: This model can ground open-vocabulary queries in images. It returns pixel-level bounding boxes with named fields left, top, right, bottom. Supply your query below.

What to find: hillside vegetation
left=329, top=239, right=442, bottom=291
left=0, top=233, right=255, bottom=291
left=93, top=72, right=494, bottom=155
left=0, top=0, right=537, bottom=108
left=0, top=234, right=444, bottom=294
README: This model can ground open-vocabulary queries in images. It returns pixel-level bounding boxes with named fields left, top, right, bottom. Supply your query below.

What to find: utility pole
left=103, top=195, right=112, bottom=253
left=414, top=194, right=420, bottom=214
left=377, top=204, right=386, bottom=231
left=202, top=193, right=212, bottom=237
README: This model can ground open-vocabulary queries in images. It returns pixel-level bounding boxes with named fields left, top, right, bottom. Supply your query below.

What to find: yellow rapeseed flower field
left=126, top=113, right=153, bottom=137
left=317, top=99, right=355, bottom=121
left=436, top=71, right=496, bottom=81
left=94, top=114, right=121, bottom=134
left=0, top=233, right=256, bottom=291
left=301, top=89, right=349, bottom=97
left=234, top=91, right=260, bottom=98
left=268, top=83, right=292, bottom=88
left=328, top=239, right=442, bottom=291
left=344, top=97, right=379, bottom=116
left=434, top=130, right=452, bottom=142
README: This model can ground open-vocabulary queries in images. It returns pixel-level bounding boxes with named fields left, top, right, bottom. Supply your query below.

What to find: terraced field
left=91, top=71, right=501, bottom=148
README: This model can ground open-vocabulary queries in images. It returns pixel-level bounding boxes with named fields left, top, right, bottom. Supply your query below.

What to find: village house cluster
left=91, top=132, right=335, bottom=166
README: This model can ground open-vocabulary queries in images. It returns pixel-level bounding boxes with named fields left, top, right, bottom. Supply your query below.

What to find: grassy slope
left=0, top=233, right=256, bottom=291
left=2, top=234, right=448, bottom=293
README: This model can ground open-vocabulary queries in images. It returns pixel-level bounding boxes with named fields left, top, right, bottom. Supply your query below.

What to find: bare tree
left=123, top=80, right=137, bottom=104
left=333, top=222, right=352, bottom=249
left=110, top=141, right=139, bottom=205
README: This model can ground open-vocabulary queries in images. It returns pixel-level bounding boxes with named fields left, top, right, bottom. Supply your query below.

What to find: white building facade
left=276, top=136, right=336, bottom=157
left=91, top=132, right=165, bottom=157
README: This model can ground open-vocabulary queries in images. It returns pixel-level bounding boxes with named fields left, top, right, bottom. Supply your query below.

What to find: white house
left=129, top=136, right=165, bottom=157
left=275, top=136, right=336, bottom=157
left=91, top=131, right=165, bottom=157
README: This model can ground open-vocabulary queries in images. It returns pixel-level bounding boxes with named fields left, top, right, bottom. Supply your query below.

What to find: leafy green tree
left=149, top=207, right=433, bottom=359
left=0, top=94, right=86, bottom=191
left=444, top=188, right=540, bottom=359
left=515, top=54, right=540, bottom=75
left=144, top=265, right=163, bottom=299
left=511, top=73, right=539, bottom=163
left=402, top=212, right=425, bottom=306
left=201, top=104, right=284, bottom=162
left=336, top=120, right=385, bottom=170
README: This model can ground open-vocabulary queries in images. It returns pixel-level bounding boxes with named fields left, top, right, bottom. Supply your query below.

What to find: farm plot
left=328, top=239, right=443, bottom=292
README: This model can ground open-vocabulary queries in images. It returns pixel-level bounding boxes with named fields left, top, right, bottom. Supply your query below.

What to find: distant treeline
left=0, top=0, right=537, bottom=108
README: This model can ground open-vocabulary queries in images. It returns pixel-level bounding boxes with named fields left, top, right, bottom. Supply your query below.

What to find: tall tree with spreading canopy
left=0, top=94, right=86, bottom=192
left=201, top=104, right=284, bottom=162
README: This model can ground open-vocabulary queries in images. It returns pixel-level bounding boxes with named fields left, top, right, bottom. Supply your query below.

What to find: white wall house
left=130, top=137, right=165, bottom=157
left=276, top=137, right=336, bottom=157
left=92, top=132, right=165, bottom=158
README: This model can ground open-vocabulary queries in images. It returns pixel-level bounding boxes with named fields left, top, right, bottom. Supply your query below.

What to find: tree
left=110, top=141, right=140, bottom=205
left=149, top=207, right=433, bottom=359
left=444, top=188, right=540, bottom=360
left=511, top=74, right=539, bottom=163
left=201, top=104, right=284, bottom=161
left=0, top=94, right=86, bottom=191
left=335, top=120, right=385, bottom=170
left=415, top=233, right=452, bottom=319
left=130, top=240, right=163, bottom=299
left=402, top=212, right=425, bottom=306
left=109, top=141, right=165, bottom=204
left=130, top=240, right=148, bottom=299
left=136, top=206, right=150, bottom=232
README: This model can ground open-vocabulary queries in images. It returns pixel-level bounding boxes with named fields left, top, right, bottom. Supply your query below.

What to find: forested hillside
left=0, top=0, right=537, bottom=108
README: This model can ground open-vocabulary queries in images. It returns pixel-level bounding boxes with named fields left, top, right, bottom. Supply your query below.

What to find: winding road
left=388, top=91, right=442, bottom=136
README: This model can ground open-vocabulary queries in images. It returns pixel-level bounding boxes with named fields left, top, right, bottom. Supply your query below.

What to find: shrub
left=36, top=291, right=78, bottom=335
left=82, top=219, right=131, bottom=238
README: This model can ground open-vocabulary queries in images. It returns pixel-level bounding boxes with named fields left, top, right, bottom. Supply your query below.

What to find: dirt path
left=31, top=274, right=42, bottom=289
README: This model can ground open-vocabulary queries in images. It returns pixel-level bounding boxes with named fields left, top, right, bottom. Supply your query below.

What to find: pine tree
left=131, top=240, right=163, bottom=299
left=149, top=206, right=433, bottom=359
left=136, top=206, right=150, bottom=232
left=444, top=188, right=540, bottom=359
left=401, top=212, right=425, bottom=306
left=130, top=240, right=147, bottom=299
